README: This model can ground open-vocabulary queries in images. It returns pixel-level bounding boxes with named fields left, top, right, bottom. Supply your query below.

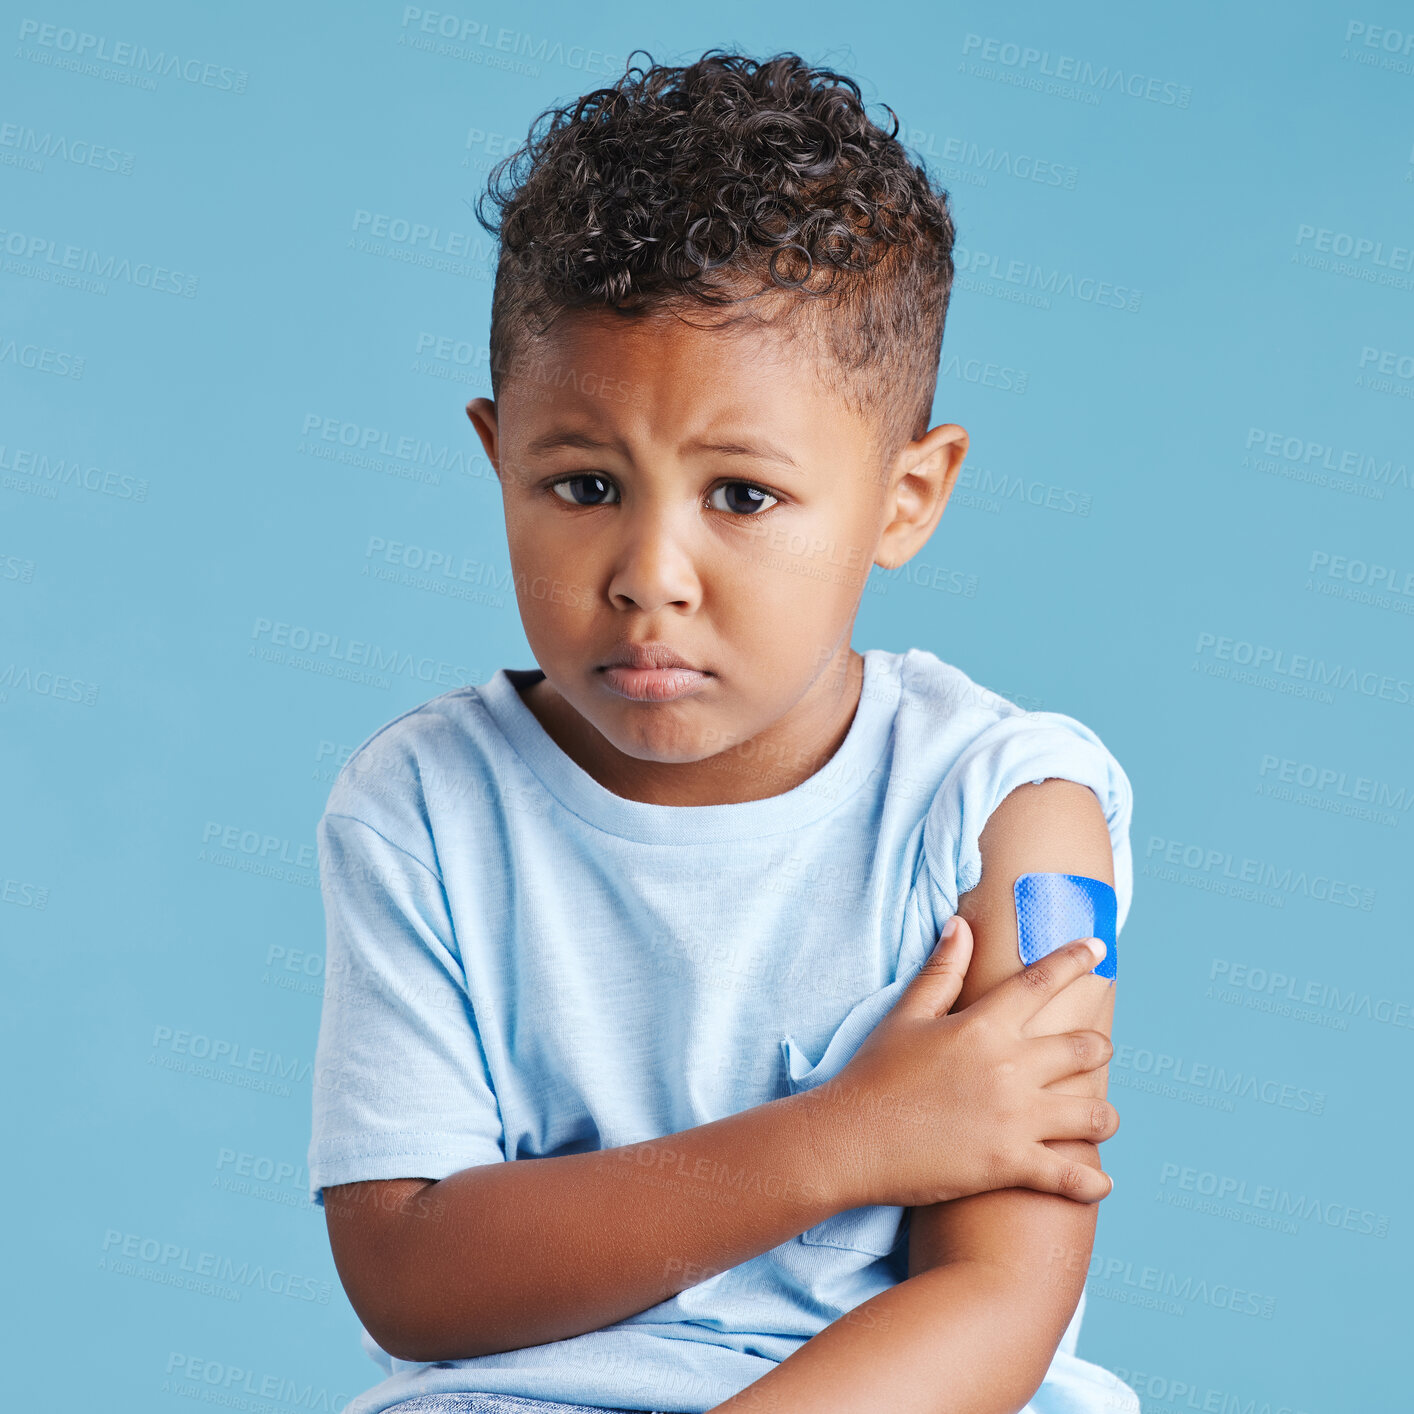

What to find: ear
left=465, top=397, right=501, bottom=478
left=873, top=422, right=969, bottom=571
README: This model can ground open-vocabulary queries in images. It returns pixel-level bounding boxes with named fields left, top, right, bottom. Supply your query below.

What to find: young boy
left=308, top=49, right=1140, bottom=1414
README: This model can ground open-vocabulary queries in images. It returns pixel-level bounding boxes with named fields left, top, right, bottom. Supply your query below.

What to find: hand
left=800, top=915, right=1118, bottom=1210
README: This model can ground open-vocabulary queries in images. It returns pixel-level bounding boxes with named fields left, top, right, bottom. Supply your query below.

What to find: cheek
left=515, top=574, right=598, bottom=631
left=505, top=507, right=587, bottom=570
left=742, top=515, right=873, bottom=602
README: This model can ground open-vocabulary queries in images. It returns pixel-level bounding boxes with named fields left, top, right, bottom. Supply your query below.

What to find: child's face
left=466, top=305, right=966, bottom=802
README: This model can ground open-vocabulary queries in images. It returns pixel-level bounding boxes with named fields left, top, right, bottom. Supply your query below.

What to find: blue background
left=4, top=2, right=1411, bottom=1410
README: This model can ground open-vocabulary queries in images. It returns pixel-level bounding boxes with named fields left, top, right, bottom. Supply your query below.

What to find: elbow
left=343, top=1284, right=432, bottom=1364
left=364, top=1317, right=425, bottom=1365
left=324, top=1180, right=501, bottom=1363
left=360, top=1304, right=501, bottom=1364
left=1010, top=1372, right=1053, bottom=1414
left=1011, top=1330, right=1079, bottom=1414
left=334, top=1249, right=518, bottom=1362
left=376, top=1327, right=455, bottom=1365
left=983, top=1313, right=1074, bottom=1414
left=363, top=1305, right=512, bottom=1364
left=972, top=1261, right=1092, bottom=1410
left=330, top=1261, right=428, bottom=1362
left=1015, top=1274, right=1091, bottom=1405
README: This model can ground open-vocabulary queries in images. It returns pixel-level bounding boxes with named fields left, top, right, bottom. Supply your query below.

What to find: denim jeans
left=386, top=1395, right=667, bottom=1414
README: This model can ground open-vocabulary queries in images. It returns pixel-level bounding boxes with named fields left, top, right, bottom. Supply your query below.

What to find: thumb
left=902, top=915, right=974, bottom=1018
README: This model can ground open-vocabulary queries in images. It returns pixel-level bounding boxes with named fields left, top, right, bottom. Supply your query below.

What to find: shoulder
left=320, top=685, right=493, bottom=863
left=937, top=705, right=1134, bottom=829
left=896, top=645, right=1029, bottom=726
left=904, top=652, right=1134, bottom=930
left=885, top=647, right=1026, bottom=802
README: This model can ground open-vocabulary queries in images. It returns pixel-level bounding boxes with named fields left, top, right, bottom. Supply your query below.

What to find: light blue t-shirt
left=307, top=646, right=1139, bottom=1414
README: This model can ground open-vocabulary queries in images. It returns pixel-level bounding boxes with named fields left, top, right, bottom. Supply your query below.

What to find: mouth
left=596, top=644, right=711, bottom=703
left=598, top=642, right=702, bottom=672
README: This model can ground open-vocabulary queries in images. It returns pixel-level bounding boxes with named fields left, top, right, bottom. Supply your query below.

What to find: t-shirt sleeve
left=307, top=808, right=506, bottom=1208
left=920, top=709, right=1135, bottom=936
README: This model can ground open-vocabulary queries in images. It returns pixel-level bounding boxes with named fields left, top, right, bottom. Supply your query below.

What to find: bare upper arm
left=906, top=777, right=1119, bottom=1351
left=949, top=776, right=1116, bottom=1051
left=322, top=1177, right=439, bottom=1353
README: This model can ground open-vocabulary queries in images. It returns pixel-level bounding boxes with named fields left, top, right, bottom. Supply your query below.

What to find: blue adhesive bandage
left=1014, top=873, right=1117, bottom=981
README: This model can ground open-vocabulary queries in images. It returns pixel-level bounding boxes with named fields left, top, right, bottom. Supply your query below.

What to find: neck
left=517, top=649, right=866, bottom=806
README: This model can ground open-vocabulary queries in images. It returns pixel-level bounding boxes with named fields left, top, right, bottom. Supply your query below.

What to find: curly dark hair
left=473, top=48, right=958, bottom=474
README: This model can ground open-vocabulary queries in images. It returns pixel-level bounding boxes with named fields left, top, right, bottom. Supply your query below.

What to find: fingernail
left=1085, top=937, right=1107, bottom=962
left=1106, top=1173, right=1116, bottom=1197
left=941, top=916, right=959, bottom=941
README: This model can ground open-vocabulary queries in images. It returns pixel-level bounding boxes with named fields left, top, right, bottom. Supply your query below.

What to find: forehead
left=498, top=305, right=865, bottom=456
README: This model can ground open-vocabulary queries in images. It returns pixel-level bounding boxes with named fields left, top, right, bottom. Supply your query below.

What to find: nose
left=605, top=507, right=703, bottom=613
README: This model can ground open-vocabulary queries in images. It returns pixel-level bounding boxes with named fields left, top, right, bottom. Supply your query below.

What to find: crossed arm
left=321, top=778, right=1118, bottom=1410
left=707, top=777, right=1119, bottom=1414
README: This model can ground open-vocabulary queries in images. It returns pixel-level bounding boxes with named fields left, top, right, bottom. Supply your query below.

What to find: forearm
left=706, top=1261, right=1059, bottom=1414
left=359, top=1089, right=849, bottom=1362
left=706, top=1149, right=1102, bottom=1414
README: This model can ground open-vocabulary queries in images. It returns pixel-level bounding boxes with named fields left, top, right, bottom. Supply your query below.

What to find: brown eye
left=709, top=482, right=779, bottom=515
left=550, top=474, right=618, bottom=506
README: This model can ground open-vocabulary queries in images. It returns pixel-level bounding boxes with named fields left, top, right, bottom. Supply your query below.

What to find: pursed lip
left=598, top=642, right=707, bottom=672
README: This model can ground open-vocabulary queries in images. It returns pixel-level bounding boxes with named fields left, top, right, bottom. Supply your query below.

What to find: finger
left=1020, top=1145, right=1115, bottom=1203
left=1034, top=1092, right=1121, bottom=1145
left=1024, top=1029, right=1115, bottom=1086
left=899, top=915, right=975, bottom=1019
left=981, top=936, right=1108, bottom=1023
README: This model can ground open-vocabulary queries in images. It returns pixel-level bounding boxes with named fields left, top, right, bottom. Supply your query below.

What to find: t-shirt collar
left=475, top=648, right=902, bottom=843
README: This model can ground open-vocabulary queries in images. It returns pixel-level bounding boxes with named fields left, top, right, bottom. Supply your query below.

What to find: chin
left=604, top=714, right=720, bottom=765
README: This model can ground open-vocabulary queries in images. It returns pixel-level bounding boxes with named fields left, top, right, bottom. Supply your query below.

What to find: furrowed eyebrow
left=524, top=430, right=622, bottom=458
left=523, top=428, right=802, bottom=473
left=683, top=437, right=802, bottom=472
